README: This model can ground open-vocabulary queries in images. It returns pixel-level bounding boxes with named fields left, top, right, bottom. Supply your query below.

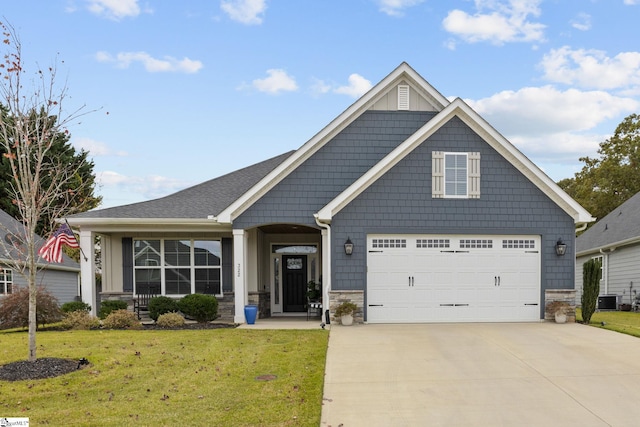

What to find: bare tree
left=0, top=22, right=93, bottom=361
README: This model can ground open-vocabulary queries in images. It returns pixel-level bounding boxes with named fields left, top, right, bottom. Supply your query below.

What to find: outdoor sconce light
left=344, top=237, right=354, bottom=255
left=555, top=238, right=567, bottom=256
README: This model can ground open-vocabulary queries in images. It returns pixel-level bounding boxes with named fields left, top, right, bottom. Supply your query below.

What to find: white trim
left=316, top=98, right=594, bottom=225
left=216, top=63, right=450, bottom=224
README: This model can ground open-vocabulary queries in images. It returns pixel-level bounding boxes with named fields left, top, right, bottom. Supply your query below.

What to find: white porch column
left=321, top=226, right=331, bottom=306
left=79, top=230, right=96, bottom=316
left=233, top=229, right=248, bottom=323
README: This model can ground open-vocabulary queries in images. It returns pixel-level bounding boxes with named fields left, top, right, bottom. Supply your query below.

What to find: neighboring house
left=0, top=209, right=80, bottom=304
left=66, top=63, right=593, bottom=324
left=575, top=191, right=640, bottom=308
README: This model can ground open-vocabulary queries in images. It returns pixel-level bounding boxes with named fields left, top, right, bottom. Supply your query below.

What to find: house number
left=237, top=263, right=241, bottom=277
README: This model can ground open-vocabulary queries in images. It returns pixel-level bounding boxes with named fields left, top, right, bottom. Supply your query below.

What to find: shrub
left=156, top=312, right=186, bottom=328
left=148, top=296, right=180, bottom=321
left=0, top=286, right=63, bottom=329
left=99, top=300, right=128, bottom=319
left=61, top=301, right=92, bottom=313
left=177, top=294, right=218, bottom=323
left=334, top=301, right=357, bottom=317
left=102, top=309, right=142, bottom=330
left=61, top=310, right=100, bottom=330
left=581, top=258, right=602, bottom=324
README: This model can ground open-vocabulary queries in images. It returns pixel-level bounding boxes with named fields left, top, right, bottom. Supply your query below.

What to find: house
left=0, top=209, right=80, bottom=304
left=575, top=191, right=640, bottom=308
left=65, top=63, right=593, bottom=324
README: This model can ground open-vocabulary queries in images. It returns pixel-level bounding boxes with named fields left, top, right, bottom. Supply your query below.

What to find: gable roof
left=216, top=62, right=592, bottom=227
left=67, top=151, right=294, bottom=226
left=316, top=97, right=594, bottom=226
left=0, top=209, right=79, bottom=271
left=215, top=62, right=449, bottom=224
left=576, top=191, right=640, bottom=255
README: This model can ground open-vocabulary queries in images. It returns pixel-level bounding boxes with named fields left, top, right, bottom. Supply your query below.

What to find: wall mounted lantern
left=344, top=237, right=354, bottom=255
left=555, top=238, right=567, bottom=256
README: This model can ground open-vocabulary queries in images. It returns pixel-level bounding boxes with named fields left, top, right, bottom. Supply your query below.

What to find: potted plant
left=547, top=300, right=570, bottom=324
left=334, top=301, right=358, bottom=326
left=307, top=280, right=321, bottom=302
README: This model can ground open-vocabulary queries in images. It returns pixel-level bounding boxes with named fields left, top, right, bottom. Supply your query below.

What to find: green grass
left=0, top=328, right=329, bottom=426
left=577, top=308, right=640, bottom=338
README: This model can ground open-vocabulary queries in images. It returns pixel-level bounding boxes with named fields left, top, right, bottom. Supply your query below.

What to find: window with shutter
left=432, top=151, right=480, bottom=199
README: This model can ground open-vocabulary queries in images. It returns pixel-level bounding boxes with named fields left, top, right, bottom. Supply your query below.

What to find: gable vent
left=398, top=85, right=410, bottom=110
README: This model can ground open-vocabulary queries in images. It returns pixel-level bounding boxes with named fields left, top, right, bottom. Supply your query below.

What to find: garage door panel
left=367, top=235, right=541, bottom=323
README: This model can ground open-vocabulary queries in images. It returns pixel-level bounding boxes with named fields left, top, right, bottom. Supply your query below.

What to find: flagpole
left=64, top=219, right=89, bottom=262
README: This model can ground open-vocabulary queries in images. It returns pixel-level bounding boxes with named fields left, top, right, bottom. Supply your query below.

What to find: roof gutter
left=576, top=235, right=640, bottom=258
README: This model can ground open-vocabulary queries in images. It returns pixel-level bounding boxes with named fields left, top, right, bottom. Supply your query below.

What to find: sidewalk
left=236, top=316, right=329, bottom=330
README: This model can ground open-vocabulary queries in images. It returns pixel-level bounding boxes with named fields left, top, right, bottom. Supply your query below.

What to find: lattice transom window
left=372, top=239, right=407, bottom=249
left=459, top=239, right=493, bottom=249
left=502, top=239, right=536, bottom=249
left=416, top=239, right=450, bottom=248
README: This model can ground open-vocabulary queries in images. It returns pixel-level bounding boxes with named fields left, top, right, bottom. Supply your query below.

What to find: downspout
left=575, top=222, right=588, bottom=233
left=599, top=248, right=615, bottom=295
left=314, top=214, right=331, bottom=321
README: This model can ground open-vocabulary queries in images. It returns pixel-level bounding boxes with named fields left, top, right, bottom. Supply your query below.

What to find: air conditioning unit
left=597, top=295, right=618, bottom=310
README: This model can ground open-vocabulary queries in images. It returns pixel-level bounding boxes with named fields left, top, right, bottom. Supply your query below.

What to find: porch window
left=133, top=239, right=222, bottom=296
left=0, top=268, right=12, bottom=295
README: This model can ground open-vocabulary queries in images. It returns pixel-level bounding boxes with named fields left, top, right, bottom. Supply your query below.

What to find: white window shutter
left=432, top=151, right=444, bottom=198
left=468, top=152, right=481, bottom=199
left=398, top=85, right=410, bottom=110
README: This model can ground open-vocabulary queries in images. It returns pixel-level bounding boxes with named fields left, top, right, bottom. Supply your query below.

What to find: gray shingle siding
left=234, top=111, right=437, bottom=228
left=11, top=269, right=78, bottom=304
left=328, top=117, right=575, bottom=317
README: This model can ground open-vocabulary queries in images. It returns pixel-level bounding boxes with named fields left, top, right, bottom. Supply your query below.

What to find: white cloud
left=377, top=0, right=425, bottom=17
left=442, top=0, right=545, bottom=46
left=464, top=86, right=639, bottom=176
left=466, top=86, right=638, bottom=136
left=72, top=137, right=128, bottom=157
left=221, top=0, right=267, bottom=25
left=540, top=46, right=640, bottom=91
left=570, top=12, right=591, bottom=31
left=334, top=74, right=373, bottom=98
left=251, top=69, right=298, bottom=94
left=310, top=78, right=332, bottom=96
left=85, top=0, right=147, bottom=20
left=97, top=171, right=193, bottom=203
left=95, top=51, right=204, bottom=74
left=624, top=0, right=640, bottom=5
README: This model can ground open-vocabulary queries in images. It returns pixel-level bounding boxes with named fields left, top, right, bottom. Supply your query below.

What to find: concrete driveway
left=321, top=322, right=640, bottom=427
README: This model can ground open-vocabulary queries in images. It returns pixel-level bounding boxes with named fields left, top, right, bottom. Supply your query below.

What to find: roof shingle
left=70, top=151, right=294, bottom=219
left=576, top=191, right=640, bottom=253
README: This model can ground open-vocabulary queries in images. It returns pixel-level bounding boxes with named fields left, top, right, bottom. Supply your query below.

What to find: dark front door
left=283, top=255, right=307, bottom=312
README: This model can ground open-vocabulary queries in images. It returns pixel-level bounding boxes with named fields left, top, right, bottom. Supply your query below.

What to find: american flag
left=38, top=224, right=79, bottom=263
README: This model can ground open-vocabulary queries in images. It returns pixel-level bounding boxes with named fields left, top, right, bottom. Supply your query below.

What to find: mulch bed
left=0, top=357, right=85, bottom=382
left=142, top=322, right=237, bottom=330
left=0, top=322, right=237, bottom=381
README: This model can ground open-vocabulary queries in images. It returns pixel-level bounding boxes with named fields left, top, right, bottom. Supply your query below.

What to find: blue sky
left=3, top=0, right=640, bottom=208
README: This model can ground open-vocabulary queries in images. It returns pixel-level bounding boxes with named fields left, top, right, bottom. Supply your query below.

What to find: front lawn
left=577, top=309, right=640, bottom=338
left=0, top=328, right=328, bottom=426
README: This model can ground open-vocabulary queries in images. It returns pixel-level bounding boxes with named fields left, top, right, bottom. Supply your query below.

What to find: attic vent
left=398, top=85, right=410, bottom=110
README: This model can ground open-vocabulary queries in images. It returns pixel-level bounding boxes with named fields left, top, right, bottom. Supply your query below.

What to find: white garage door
left=367, top=235, right=540, bottom=323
